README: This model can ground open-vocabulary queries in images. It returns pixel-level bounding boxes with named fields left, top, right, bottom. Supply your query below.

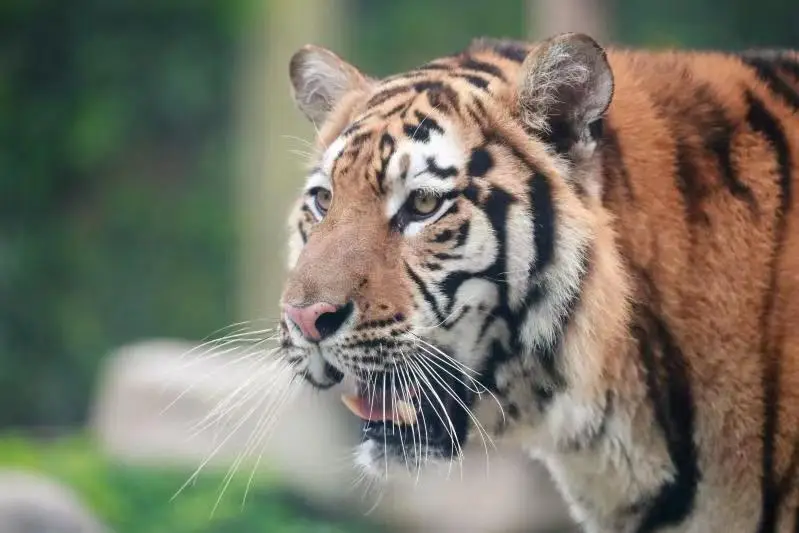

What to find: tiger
left=275, top=32, right=799, bottom=532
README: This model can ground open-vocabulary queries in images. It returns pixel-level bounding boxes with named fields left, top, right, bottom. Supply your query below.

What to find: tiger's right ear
left=289, top=45, right=370, bottom=125
left=517, top=33, right=613, bottom=156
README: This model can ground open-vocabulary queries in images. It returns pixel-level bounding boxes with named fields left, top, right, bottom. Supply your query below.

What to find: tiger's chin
left=353, top=437, right=467, bottom=483
left=340, top=367, right=475, bottom=481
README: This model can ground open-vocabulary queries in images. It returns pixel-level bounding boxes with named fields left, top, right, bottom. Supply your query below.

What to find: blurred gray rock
left=90, top=338, right=574, bottom=532
left=0, top=471, right=108, bottom=533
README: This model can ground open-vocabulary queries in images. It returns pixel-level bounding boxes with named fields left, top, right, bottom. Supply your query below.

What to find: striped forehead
left=315, top=113, right=465, bottom=219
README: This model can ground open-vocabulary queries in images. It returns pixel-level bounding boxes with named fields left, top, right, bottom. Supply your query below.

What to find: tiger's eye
left=314, top=188, right=332, bottom=213
left=410, top=192, right=441, bottom=217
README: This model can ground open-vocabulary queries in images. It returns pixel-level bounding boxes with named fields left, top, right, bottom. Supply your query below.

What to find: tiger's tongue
left=341, top=394, right=417, bottom=425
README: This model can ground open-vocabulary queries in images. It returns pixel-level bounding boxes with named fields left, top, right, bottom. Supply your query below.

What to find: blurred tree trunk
left=527, top=0, right=611, bottom=43
left=234, top=1, right=351, bottom=323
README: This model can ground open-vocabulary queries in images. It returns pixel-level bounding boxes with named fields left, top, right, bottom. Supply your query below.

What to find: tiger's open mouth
left=340, top=369, right=473, bottom=460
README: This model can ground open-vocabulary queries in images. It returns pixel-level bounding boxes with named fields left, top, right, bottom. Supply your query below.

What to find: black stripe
left=375, top=133, right=396, bottom=194
left=494, top=170, right=564, bottom=398
left=741, top=56, right=799, bottom=111
left=701, top=106, right=759, bottom=216
left=439, top=184, right=515, bottom=315
left=455, top=74, right=490, bottom=90
left=403, top=112, right=444, bottom=143
left=507, top=243, right=590, bottom=410
left=431, top=229, right=453, bottom=243
left=432, top=252, right=462, bottom=261
left=350, top=132, right=371, bottom=148
left=465, top=98, right=491, bottom=132
left=459, top=57, right=506, bottom=80
left=341, top=122, right=361, bottom=137
left=404, top=261, right=445, bottom=324
left=477, top=313, right=498, bottom=342
left=340, top=337, right=400, bottom=350
left=380, top=71, right=428, bottom=86
left=298, top=205, right=313, bottom=243
left=297, top=222, right=308, bottom=244
left=495, top=42, right=529, bottom=62
left=469, top=38, right=529, bottom=63
left=414, top=110, right=443, bottom=132
left=745, top=90, right=793, bottom=533
left=367, top=85, right=410, bottom=108
left=341, top=115, right=369, bottom=137
left=454, top=219, right=470, bottom=247
left=530, top=172, right=555, bottom=274
left=413, top=80, right=447, bottom=93
left=745, top=92, right=793, bottom=219
left=466, top=104, right=488, bottom=131
left=424, top=83, right=459, bottom=113
left=633, top=304, right=699, bottom=533
left=481, top=340, right=514, bottom=394
left=467, top=147, right=494, bottom=178
left=539, top=119, right=576, bottom=155
left=425, top=157, right=458, bottom=179
left=674, top=140, right=711, bottom=227
left=417, top=62, right=453, bottom=72
left=651, top=79, right=758, bottom=217
left=383, top=101, right=410, bottom=118
left=601, top=121, right=635, bottom=202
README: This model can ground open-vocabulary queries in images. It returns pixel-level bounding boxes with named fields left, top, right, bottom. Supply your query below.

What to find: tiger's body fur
left=278, top=35, right=799, bottom=532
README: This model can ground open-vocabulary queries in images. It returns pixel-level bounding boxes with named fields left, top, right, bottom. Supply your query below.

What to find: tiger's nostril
left=315, top=301, right=354, bottom=340
left=284, top=301, right=354, bottom=342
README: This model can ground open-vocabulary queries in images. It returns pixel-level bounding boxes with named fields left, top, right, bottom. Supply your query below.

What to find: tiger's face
left=278, top=34, right=617, bottom=477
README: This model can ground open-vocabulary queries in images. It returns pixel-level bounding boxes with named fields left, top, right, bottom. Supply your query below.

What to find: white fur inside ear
left=289, top=46, right=367, bottom=125
left=518, top=34, right=613, bottom=135
left=297, top=57, right=349, bottom=112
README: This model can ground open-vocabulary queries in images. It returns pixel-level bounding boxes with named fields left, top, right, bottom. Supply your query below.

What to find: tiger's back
left=598, top=48, right=799, bottom=532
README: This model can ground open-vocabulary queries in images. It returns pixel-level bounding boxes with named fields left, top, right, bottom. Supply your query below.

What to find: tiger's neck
left=488, top=180, right=676, bottom=531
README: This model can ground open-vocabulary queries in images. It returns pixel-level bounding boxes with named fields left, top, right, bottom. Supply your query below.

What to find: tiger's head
left=278, top=33, right=629, bottom=478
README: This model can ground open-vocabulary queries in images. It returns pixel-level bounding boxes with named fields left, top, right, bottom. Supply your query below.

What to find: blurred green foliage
left=0, top=433, right=377, bottom=533
left=352, top=0, right=526, bottom=75
left=614, top=0, right=799, bottom=50
left=0, top=1, right=247, bottom=427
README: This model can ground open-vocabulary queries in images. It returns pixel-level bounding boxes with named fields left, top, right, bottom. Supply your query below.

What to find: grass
left=0, top=432, right=378, bottom=533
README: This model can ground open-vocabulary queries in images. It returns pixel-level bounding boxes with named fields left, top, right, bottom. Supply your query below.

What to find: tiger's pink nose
left=283, top=301, right=354, bottom=342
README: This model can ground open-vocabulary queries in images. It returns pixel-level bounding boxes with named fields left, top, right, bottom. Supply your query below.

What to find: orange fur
left=281, top=36, right=799, bottom=531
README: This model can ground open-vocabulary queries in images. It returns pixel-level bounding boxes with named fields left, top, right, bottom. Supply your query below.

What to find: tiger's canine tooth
left=394, top=400, right=418, bottom=425
left=341, top=393, right=362, bottom=418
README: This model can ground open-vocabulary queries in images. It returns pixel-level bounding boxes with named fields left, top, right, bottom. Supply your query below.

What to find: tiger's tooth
left=341, top=394, right=363, bottom=419
left=394, top=400, right=417, bottom=425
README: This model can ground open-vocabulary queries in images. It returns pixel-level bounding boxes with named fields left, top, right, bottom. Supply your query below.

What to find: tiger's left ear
left=289, top=45, right=371, bottom=126
left=517, top=33, right=614, bottom=157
